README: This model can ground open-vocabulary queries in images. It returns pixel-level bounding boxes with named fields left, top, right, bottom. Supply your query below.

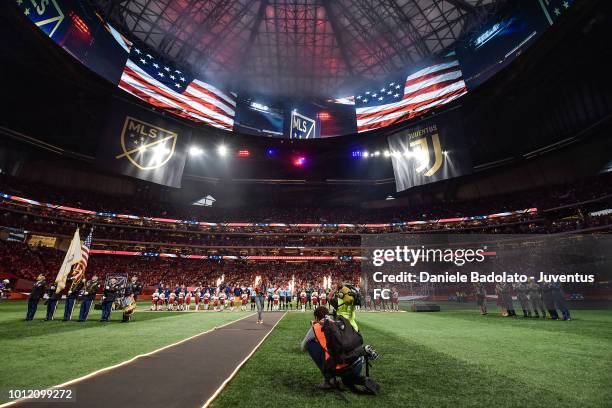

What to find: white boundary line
left=201, top=312, right=287, bottom=408
left=0, top=313, right=256, bottom=408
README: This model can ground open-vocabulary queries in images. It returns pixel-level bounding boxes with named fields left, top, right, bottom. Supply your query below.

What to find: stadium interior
left=1, top=0, right=611, bottom=407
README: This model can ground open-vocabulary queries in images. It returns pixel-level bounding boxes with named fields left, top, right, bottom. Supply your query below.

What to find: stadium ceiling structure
left=95, top=0, right=501, bottom=98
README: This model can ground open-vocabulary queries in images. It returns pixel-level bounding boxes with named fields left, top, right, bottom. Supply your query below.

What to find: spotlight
left=383, top=150, right=390, bottom=157
left=217, top=145, right=227, bottom=156
left=443, top=150, right=449, bottom=156
left=189, top=146, right=204, bottom=156
left=373, top=151, right=381, bottom=157
left=266, top=148, right=277, bottom=157
left=293, top=156, right=306, bottom=167
left=363, top=151, right=370, bottom=158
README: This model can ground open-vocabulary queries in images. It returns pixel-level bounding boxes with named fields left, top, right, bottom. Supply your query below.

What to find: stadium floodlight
left=217, top=145, right=228, bottom=157
left=189, top=146, right=204, bottom=156
left=363, top=151, right=370, bottom=158
left=383, top=150, right=390, bottom=157
left=149, top=143, right=170, bottom=166
left=293, top=156, right=306, bottom=167
left=443, top=150, right=449, bottom=156
left=374, top=151, right=381, bottom=157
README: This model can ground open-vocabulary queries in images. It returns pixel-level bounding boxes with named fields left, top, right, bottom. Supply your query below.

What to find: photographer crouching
left=300, top=284, right=380, bottom=395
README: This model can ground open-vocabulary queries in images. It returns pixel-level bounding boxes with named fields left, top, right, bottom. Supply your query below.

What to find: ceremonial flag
left=55, top=228, right=83, bottom=293
left=355, top=52, right=467, bottom=133
left=69, top=229, right=93, bottom=291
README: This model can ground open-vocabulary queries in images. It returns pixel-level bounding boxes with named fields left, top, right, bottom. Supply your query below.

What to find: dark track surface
left=14, top=312, right=285, bottom=408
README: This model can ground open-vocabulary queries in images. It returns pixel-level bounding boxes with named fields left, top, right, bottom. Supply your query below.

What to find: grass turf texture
left=211, top=303, right=612, bottom=408
left=0, top=300, right=251, bottom=403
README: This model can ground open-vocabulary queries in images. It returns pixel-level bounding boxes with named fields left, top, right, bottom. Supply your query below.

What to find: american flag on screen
left=70, top=229, right=92, bottom=289
left=355, top=52, right=467, bottom=133
left=119, top=47, right=235, bottom=131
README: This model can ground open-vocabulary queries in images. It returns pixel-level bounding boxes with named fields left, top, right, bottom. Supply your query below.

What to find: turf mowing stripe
left=1, top=313, right=255, bottom=408
left=202, top=312, right=287, bottom=408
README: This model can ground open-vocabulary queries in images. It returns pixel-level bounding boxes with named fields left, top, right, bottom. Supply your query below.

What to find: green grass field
left=0, top=300, right=250, bottom=403
left=1, top=300, right=611, bottom=407
left=211, top=304, right=612, bottom=408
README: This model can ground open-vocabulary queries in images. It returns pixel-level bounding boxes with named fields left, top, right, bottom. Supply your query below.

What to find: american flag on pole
left=70, top=229, right=93, bottom=289
left=354, top=52, right=467, bottom=133
left=119, top=46, right=236, bottom=131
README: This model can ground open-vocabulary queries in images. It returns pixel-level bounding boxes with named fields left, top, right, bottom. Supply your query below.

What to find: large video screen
left=456, top=0, right=549, bottom=90
left=17, top=0, right=130, bottom=84
left=17, top=0, right=575, bottom=137
left=234, top=98, right=284, bottom=138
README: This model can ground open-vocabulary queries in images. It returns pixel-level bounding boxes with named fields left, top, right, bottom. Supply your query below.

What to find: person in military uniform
left=124, top=276, right=143, bottom=300
left=551, top=282, right=571, bottom=321
left=100, top=278, right=119, bottom=322
left=63, top=278, right=85, bottom=321
left=500, top=283, right=516, bottom=317
left=515, top=282, right=532, bottom=318
left=78, top=275, right=100, bottom=322
left=541, top=283, right=559, bottom=320
left=527, top=278, right=546, bottom=318
left=44, top=282, right=61, bottom=321
left=121, top=276, right=142, bottom=323
left=474, top=283, right=487, bottom=315
left=26, top=274, right=46, bottom=320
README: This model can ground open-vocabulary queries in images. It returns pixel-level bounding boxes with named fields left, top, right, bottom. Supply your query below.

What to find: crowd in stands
left=1, top=174, right=610, bottom=224
left=0, top=237, right=360, bottom=289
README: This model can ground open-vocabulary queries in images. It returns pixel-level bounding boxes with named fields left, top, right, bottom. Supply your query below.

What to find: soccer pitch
left=212, top=304, right=612, bottom=408
left=1, top=300, right=611, bottom=407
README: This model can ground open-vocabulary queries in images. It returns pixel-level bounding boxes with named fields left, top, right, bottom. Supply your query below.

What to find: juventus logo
left=409, top=133, right=443, bottom=177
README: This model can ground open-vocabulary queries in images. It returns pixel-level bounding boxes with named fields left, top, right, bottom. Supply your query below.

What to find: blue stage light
left=266, top=148, right=277, bottom=157
left=352, top=150, right=363, bottom=158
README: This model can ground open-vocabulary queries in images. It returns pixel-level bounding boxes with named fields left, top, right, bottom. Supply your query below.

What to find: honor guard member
left=551, top=282, right=571, bottom=321
left=542, top=283, right=559, bottom=320
left=63, top=278, right=85, bottom=321
left=527, top=278, right=546, bottom=318
left=515, top=282, right=532, bottom=318
left=100, top=278, right=119, bottom=322
left=44, top=282, right=60, bottom=321
left=26, top=274, right=46, bottom=320
left=125, top=276, right=143, bottom=300
left=78, top=275, right=99, bottom=321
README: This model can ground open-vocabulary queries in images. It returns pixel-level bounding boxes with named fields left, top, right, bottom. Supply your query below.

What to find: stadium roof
left=95, top=0, right=500, bottom=98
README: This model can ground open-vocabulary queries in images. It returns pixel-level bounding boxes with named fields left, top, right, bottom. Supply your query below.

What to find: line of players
left=149, top=285, right=401, bottom=312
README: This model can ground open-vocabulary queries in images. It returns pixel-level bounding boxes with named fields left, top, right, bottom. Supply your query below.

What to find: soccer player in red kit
left=185, top=291, right=192, bottom=311
left=152, top=289, right=159, bottom=311
left=194, top=290, right=201, bottom=311
left=241, top=292, right=248, bottom=311
left=168, top=293, right=175, bottom=311
left=300, top=291, right=307, bottom=312
left=203, top=292, right=210, bottom=310
left=158, top=292, right=166, bottom=311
